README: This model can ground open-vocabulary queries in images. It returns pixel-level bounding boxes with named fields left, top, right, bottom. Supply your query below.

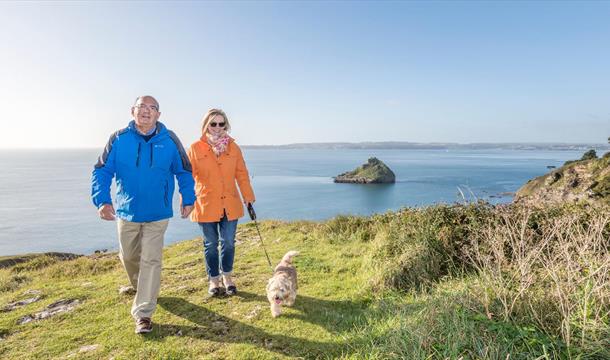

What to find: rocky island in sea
left=334, top=157, right=396, bottom=184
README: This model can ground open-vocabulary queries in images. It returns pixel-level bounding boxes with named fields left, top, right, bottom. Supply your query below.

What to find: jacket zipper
left=150, top=143, right=154, bottom=167
left=136, top=143, right=141, bottom=167
left=164, top=181, right=169, bottom=207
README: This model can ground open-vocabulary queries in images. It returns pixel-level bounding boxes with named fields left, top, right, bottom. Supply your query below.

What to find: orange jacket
left=187, top=137, right=255, bottom=222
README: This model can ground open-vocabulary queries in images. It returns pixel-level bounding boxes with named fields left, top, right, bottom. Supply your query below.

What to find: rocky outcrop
left=1, top=292, right=42, bottom=313
left=334, top=157, right=396, bottom=184
left=17, top=299, right=81, bottom=325
left=515, top=152, right=610, bottom=206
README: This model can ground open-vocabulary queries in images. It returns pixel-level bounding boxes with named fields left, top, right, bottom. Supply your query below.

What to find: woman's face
left=207, top=114, right=226, bottom=135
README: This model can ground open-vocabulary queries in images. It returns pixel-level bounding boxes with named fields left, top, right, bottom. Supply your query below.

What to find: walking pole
left=247, top=203, right=274, bottom=273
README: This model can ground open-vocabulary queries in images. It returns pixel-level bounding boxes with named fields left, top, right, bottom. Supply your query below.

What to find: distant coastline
left=242, top=142, right=610, bottom=151
left=1, top=142, right=609, bottom=152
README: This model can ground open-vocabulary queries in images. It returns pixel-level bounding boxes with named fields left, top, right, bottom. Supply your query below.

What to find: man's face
left=131, top=97, right=160, bottom=129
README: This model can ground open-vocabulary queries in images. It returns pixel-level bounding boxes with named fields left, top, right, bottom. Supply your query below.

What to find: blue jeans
left=199, top=215, right=238, bottom=280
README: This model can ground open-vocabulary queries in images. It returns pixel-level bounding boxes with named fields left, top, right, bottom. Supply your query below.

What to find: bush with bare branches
left=467, top=205, right=610, bottom=354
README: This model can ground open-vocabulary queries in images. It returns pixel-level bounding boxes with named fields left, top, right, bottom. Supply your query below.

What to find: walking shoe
left=208, top=287, right=223, bottom=296
left=226, top=285, right=237, bottom=296
left=223, top=275, right=237, bottom=296
left=208, top=279, right=223, bottom=297
left=118, top=285, right=136, bottom=296
left=135, top=317, right=153, bottom=334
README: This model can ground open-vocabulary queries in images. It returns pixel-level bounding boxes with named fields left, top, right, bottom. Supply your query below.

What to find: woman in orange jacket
left=187, top=108, right=255, bottom=296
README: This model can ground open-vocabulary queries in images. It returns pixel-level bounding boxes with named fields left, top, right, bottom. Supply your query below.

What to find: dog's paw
left=270, top=304, right=281, bottom=317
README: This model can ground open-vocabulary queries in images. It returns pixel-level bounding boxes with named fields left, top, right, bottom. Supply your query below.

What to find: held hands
left=98, top=204, right=116, bottom=221
left=181, top=205, right=194, bottom=219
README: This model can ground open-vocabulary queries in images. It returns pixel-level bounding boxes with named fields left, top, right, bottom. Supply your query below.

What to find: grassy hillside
left=1, top=204, right=608, bottom=359
left=516, top=152, right=610, bottom=205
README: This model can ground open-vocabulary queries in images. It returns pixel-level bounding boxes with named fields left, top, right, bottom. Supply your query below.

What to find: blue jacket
left=91, top=121, right=196, bottom=222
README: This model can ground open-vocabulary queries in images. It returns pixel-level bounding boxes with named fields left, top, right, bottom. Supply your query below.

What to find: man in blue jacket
left=91, top=95, right=195, bottom=334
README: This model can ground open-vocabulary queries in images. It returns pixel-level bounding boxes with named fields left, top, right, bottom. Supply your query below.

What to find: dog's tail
left=281, top=250, right=299, bottom=264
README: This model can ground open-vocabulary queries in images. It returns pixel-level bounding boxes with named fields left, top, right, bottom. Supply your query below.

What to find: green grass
left=0, top=221, right=372, bottom=359
left=0, top=205, right=608, bottom=359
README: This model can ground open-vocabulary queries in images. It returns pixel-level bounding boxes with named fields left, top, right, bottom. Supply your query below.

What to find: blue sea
left=0, top=148, right=584, bottom=256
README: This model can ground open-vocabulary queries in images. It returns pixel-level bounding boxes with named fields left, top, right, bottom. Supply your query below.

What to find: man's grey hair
left=133, top=95, right=160, bottom=110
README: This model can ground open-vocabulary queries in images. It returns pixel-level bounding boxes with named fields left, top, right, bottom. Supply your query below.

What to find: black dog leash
left=247, top=203, right=274, bottom=273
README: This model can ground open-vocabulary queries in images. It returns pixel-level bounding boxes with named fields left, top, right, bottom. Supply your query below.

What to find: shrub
left=10, top=255, right=60, bottom=273
left=467, top=205, right=610, bottom=354
left=581, top=149, right=598, bottom=161
left=366, top=204, right=495, bottom=291
left=0, top=272, right=30, bottom=292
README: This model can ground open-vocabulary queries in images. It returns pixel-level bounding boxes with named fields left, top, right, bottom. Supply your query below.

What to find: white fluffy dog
left=266, top=250, right=299, bottom=317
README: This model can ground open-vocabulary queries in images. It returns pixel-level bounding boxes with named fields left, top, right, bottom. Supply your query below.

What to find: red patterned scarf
left=206, top=132, right=230, bottom=156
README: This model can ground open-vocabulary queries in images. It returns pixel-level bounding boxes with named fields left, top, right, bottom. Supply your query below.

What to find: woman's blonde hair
left=201, top=108, right=231, bottom=135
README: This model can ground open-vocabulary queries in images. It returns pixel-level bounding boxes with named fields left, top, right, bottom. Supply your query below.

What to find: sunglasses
left=209, top=122, right=226, bottom=128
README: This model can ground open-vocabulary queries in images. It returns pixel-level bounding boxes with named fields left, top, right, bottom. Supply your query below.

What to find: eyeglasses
left=209, top=122, right=226, bottom=128
left=134, top=104, right=159, bottom=112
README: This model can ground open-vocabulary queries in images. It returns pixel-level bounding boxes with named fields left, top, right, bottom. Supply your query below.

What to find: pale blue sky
left=1, top=1, right=609, bottom=148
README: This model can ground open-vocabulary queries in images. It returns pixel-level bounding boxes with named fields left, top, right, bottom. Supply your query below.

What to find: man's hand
left=98, top=204, right=116, bottom=221
left=181, top=205, right=194, bottom=219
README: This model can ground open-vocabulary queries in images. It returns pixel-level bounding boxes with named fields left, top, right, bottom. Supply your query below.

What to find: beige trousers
left=117, top=218, right=169, bottom=319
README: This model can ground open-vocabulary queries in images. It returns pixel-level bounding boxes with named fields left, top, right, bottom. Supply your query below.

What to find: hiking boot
left=135, top=317, right=153, bottom=334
